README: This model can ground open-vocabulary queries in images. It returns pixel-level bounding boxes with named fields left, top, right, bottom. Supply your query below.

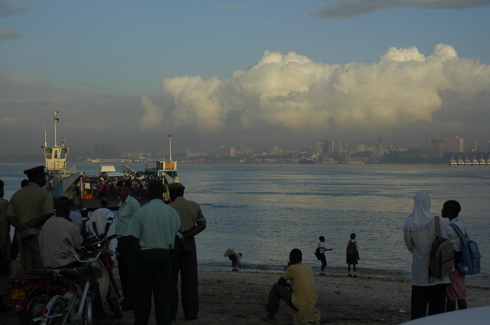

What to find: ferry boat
left=450, top=154, right=489, bottom=166
left=81, top=135, right=179, bottom=210
left=457, top=156, right=465, bottom=165
left=43, top=112, right=82, bottom=200
left=42, top=113, right=180, bottom=210
left=479, top=156, right=486, bottom=165
left=298, top=157, right=315, bottom=164
left=141, top=135, right=179, bottom=182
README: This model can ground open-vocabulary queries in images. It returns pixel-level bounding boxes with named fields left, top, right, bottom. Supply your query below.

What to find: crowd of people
left=0, top=165, right=477, bottom=325
left=79, top=175, right=150, bottom=200
left=0, top=165, right=207, bottom=325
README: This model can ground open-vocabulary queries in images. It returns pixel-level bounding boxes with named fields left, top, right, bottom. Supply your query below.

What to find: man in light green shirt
left=127, top=180, right=186, bottom=325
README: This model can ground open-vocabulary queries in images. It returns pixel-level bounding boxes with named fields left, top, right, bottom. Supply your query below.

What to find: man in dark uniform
left=168, top=183, right=207, bottom=321
left=7, top=166, right=54, bottom=273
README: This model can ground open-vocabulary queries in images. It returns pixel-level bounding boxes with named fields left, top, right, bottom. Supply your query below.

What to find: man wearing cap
left=126, top=180, right=185, bottom=325
left=114, top=179, right=140, bottom=310
left=168, top=182, right=207, bottom=321
left=7, top=166, right=54, bottom=273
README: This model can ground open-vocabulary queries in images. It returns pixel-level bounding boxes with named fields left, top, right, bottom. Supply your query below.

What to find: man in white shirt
left=90, top=197, right=112, bottom=238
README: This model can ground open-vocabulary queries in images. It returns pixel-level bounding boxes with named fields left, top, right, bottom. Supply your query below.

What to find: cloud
left=1, top=44, right=489, bottom=155
left=142, top=44, right=490, bottom=148
left=306, top=0, right=490, bottom=19
left=0, top=0, right=38, bottom=19
left=0, top=29, right=24, bottom=41
left=139, top=95, right=164, bottom=130
left=223, top=3, right=246, bottom=10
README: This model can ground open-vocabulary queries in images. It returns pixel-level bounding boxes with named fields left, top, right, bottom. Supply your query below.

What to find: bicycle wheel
left=43, top=296, right=67, bottom=325
left=83, top=294, right=94, bottom=325
left=20, top=291, right=50, bottom=325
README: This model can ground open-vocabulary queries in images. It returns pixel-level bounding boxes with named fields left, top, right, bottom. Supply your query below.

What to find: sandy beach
left=3, top=269, right=490, bottom=325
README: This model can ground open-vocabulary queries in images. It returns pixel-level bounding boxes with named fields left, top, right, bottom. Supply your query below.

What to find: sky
left=1, top=0, right=490, bottom=156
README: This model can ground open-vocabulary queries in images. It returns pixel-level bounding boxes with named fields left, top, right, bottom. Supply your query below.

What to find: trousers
left=410, top=284, right=447, bottom=320
left=134, top=249, right=171, bottom=325
left=171, top=236, right=199, bottom=319
left=266, top=283, right=297, bottom=316
left=117, top=237, right=137, bottom=305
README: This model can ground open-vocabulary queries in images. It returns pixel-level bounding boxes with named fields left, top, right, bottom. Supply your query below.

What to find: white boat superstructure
left=42, top=112, right=82, bottom=199
left=450, top=154, right=489, bottom=166
left=154, top=135, right=179, bottom=181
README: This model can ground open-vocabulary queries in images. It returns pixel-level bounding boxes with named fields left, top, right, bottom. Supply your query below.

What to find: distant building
left=326, top=139, right=343, bottom=154
left=93, top=142, right=118, bottom=158
left=372, top=137, right=385, bottom=159
left=429, top=136, right=464, bottom=159
left=445, top=136, right=464, bottom=152
left=430, top=138, right=446, bottom=159
left=317, top=140, right=326, bottom=154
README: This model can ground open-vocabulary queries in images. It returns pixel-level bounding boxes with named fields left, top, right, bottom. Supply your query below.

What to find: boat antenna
left=52, top=111, right=59, bottom=147
left=43, top=122, right=47, bottom=147
left=169, top=134, right=172, bottom=162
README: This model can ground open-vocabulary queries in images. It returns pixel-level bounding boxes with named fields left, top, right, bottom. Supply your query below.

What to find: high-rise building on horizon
left=326, top=139, right=343, bottom=154
left=445, top=136, right=464, bottom=152
left=93, top=142, right=118, bottom=158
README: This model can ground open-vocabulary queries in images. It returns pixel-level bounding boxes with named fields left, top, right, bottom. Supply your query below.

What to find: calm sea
left=1, top=162, right=489, bottom=286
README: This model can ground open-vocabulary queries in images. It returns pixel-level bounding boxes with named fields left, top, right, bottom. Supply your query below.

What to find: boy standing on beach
left=317, top=236, right=332, bottom=276
left=346, top=233, right=360, bottom=277
left=442, top=200, right=468, bottom=311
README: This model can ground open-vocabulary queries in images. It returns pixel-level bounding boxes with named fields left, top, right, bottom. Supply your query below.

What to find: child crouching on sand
left=224, top=249, right=242, bottom=271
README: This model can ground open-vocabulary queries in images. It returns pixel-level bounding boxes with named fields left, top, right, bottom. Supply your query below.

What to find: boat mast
left=169, top=134, right=172, bottom=162
left=44, top=123, right=48, bottom=147
left=53, top=111, right=59, bottom=147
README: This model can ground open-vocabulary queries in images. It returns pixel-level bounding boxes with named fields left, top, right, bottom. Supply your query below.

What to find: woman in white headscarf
left=403, top=191, right=450, bottom=320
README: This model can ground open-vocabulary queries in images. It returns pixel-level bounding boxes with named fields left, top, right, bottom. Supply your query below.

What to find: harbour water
left=1, top=162, right=489, bottom=286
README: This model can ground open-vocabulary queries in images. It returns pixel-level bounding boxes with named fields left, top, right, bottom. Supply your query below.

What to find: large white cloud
left=141, top=44, right=490, bottom=146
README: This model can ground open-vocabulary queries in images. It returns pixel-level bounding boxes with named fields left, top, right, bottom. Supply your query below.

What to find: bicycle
left=39, top=234, right=117, bottom=325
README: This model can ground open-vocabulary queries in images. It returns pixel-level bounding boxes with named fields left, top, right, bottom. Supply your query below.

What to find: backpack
left=429, top=216, right=454, bottom=279
left=449, top=223, right=481, bottom=275
left=314, top=247, right=321, bottom=260
left=346, top=241, right=357, bottom=257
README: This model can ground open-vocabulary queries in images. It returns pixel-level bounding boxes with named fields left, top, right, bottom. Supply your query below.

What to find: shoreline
left=3, top=269, right=490, bottom=325
left=171, top=270, right=490, bottom=325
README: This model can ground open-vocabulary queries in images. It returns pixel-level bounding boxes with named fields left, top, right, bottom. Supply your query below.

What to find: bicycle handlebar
left=60, top=234, right=119, bottom=264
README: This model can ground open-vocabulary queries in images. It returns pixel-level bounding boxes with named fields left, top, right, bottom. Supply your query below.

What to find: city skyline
left=1, top=1, right=489, bottom=155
